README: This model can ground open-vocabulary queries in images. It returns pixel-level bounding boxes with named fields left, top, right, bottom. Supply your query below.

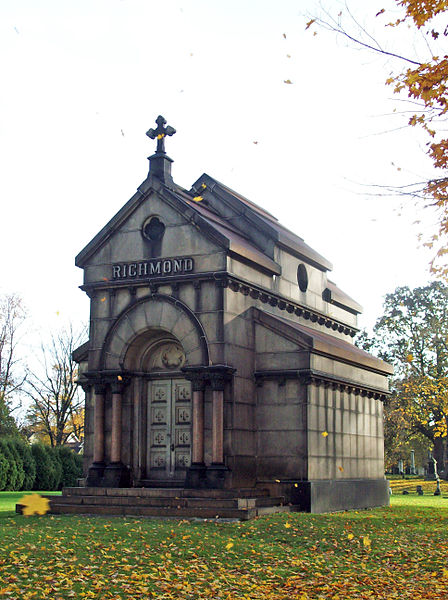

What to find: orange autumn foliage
left=385, top=1, right=448, bottom=275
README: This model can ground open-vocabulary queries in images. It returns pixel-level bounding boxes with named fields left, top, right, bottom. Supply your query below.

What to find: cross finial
left=146, top=115, right=176, bottom=154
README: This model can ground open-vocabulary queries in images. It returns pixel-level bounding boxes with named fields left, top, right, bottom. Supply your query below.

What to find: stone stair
left=39, top=487, right=297, bottom=520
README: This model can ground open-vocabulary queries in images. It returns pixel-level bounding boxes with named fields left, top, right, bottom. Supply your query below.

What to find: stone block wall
left=307, top=383, right=384, bottom=481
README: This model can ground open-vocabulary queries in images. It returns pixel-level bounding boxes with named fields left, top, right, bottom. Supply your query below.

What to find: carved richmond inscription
left=112, top=257, right=194, bottom=280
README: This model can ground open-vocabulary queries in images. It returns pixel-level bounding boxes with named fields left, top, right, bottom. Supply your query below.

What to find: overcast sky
left=0, top=0, right=439, bottom=353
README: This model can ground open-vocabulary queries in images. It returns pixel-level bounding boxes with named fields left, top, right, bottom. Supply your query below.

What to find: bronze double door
left=146, top=378, right=192, bottom=481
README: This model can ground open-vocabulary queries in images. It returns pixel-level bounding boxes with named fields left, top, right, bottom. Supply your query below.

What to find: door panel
left=147, top=379, right=191, bottom=480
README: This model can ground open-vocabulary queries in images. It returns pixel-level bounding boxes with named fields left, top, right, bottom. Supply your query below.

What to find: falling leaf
left=56, top=311, right=60, bottom=316
left=406, top=353, right=414, bottom=362
left=117, top=375, right=123, bottom=381
left=201, top=183, right=207, bottom=189
left=19, top=494, right=50, bottom=516
left=305, top=19, right=315, bottom=30
left=286, top=54, right=291, bottom=58
left=100, top=297, right=106, bottom=302
left=157, top=133, right=165, bottom=139
left=193, top=196, right=203, bottom=202
left=322, top=431, right=328, bottom=437
left=283, top=79, right=293, bottom=84
left=102, top=277, right=109, bottom=281
left=294, top=483, right=298, bottom=487
left=253, top=141, right=258, bottom=145
left=338, top=466, right=344, bottom=472
left=121, top=129, right=125, bottom=136
left=275, top=479, right=281, bottom=483
left=376, top=8, right=385, bottom=16
left=282, top=33, right=286, bottom=38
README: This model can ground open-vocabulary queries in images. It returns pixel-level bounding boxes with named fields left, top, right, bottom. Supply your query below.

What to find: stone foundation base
left=86, top=462, right=106, bottom=487
left=287, top=479, right=390, bottom=513
left=101, top=463, right=130, bottom=488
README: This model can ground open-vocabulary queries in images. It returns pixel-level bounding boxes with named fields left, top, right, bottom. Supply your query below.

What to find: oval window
left=142, top=216, right=165, bottom=242
left=297, top=263, right=308, bottom=292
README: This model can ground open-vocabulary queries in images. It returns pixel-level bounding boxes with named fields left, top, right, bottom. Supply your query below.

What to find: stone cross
left=146, top=115, right=176, bottom=154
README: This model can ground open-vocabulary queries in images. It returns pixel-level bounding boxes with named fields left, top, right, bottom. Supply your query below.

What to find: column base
left=86, top=462, right=106, bottom=487
left=101, top=463, right=131, bottom=488
left=205, top=464, right=229, bottom=489
left=185, top=463, right=207, bottom=489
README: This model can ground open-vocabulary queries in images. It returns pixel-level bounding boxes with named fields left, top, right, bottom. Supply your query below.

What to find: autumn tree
left=25, top=325, right=86, bottom=447
left=0, top=293, right=26, bottom=436
left=361, top=281, right=448, bottom=472
left=307, top=1, right=448, bottom=275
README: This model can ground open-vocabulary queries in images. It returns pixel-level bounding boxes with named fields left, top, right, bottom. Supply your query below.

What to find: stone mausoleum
left=69, top=116, right=393, bottom=516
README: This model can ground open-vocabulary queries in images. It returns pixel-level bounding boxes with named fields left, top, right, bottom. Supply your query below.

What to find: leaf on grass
left=363, top=536, right=371, bottom=548
left=225, top=542, right=234, bottom=550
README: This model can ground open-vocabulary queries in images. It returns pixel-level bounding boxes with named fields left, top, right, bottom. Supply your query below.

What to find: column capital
left=182, top=364, right=236, bottom=390
left=94, top=382, right=107, bottom=395
left=206, top=365, right=236, bottom=390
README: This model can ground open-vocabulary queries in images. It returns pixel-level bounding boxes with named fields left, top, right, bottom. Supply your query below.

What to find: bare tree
left=0, top=293, right=26, bottom=435
left=25, top=325, right=87, bottom=447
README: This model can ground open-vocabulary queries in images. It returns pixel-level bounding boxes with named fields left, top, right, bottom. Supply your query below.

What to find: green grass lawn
left=1, top=490, right=448, bottom=599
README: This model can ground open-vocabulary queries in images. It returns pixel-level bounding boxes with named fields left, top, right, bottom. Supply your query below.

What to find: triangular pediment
left=75, top=178, right=229, bottom=269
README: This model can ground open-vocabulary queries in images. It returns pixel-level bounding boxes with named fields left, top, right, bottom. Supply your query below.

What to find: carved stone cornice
left=254, top=368, right=389, bottom=401
left=224, top=274, right=358, bottom=338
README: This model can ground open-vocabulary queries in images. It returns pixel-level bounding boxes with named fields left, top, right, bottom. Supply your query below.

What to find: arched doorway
left=124, top=329, right=192, bottom=484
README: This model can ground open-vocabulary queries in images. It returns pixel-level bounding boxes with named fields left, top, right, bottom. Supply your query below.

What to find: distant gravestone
left=416, top=485, right=423, bottom=496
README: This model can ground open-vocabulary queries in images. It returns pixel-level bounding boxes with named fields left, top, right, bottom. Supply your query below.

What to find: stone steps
left=48, top=494, right=285, bottom=509
left=63, top=487, right=271, bottom=498
left=36, top=487, right=295, bottom=520
left=47, top=502, right=296, bottom=520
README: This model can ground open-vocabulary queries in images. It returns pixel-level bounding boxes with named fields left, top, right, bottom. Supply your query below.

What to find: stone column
left=205, top=365, right=235, bottom=489
left=86, top=383, right=107, bottom=487
left=102, top=378, right=130, bottom=488
left=93, top=384, right=106, bottom=463
left=211, top=378, right=225, bottom=465
left=110, top=383, right=123, bottom=463
left=192, top=380, right=205, bottom=465
left=183, top=372, right=207, bottom=489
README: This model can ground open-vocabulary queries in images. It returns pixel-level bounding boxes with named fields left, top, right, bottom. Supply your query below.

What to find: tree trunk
left=433, top=436, right=445, bottom=476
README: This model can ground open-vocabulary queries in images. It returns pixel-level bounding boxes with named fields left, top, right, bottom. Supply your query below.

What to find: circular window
left=142, top=216, right=165, bottom=242
left=297, top=263, right=308, bottom=292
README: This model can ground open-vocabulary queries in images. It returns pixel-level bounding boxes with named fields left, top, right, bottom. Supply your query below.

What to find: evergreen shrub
left=55, top=446, right=83, bottom=488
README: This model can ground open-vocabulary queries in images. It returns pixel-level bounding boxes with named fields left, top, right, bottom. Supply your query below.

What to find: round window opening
left=142, top=216, right=165, bottom=242
left=297, top=263, right=308, bottom=292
